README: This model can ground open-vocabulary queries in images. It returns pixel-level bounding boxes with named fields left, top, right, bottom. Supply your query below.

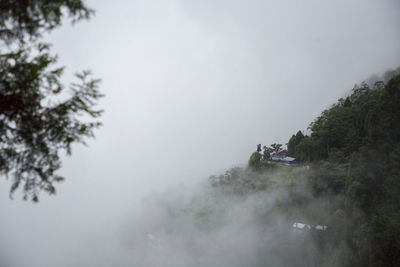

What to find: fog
left=1, top=0, right=399, bottom=266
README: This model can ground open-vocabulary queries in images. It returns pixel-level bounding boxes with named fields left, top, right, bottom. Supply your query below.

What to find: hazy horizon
left=1, top=0, right=399, bottom=266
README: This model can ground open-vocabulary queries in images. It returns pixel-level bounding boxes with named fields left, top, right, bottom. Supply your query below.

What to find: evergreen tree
left=0, top=1, right=103, bottom=201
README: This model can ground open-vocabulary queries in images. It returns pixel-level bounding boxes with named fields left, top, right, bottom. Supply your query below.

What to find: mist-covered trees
left=287, top=131, right=304, bottom=157
left=176, top=69, right=400, bottom=266
left=248, top=143, right=284, bottom=170
left=248, top=147, right=263, bottom=170
left=287, top=71, right=400, bottom=266
left=242, top=70, right=400, bottom=265
left=0, top=1, right=103, bottom=201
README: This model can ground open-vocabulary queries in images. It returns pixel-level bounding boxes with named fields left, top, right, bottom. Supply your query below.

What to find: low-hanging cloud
left=1, top=0, right=399, bottom=266
left=111, top=165, right=345, bottom=267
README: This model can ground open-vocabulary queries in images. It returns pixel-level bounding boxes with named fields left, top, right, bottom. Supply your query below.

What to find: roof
left=271, top=156, right=297, bottom=162
left=282, top=156, right=296, bottom=162
left=292, top=222, right=328, bottom=233
left=271, top=150, right=287, bottom=157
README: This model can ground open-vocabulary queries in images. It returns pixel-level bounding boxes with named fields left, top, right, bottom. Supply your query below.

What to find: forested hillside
left=284, top=70, right=400, bottom=266
left=137, top=70, right=400, bottom=266
left=204, top=70, right=400, bottom=266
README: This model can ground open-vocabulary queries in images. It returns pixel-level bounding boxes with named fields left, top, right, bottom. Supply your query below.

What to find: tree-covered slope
left=203, top=70, right=400, bottom=266
left=285, top=70, right=400, bottom=266
left=136, top=70, right=400, bottom=267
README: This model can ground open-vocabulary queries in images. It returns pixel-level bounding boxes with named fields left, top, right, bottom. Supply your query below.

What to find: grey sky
left=0, top=0, right=399, bottom=266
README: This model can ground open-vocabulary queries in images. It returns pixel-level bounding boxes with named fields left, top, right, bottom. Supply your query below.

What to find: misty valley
left=132, top=164, right=329, bottom=266
left=124, top=70, right=400, bottom=266
left=1, top=1, right=400, bottom=266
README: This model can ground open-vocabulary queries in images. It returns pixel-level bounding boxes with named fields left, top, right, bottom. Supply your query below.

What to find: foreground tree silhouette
left=0, top=1, right=103, bottom=201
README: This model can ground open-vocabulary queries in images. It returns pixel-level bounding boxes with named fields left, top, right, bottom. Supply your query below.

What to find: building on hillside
left=271, top=150, right=287, bottom=160
left=271, top=150, right=298, bottom=164
left=315, top=225, right=328, bottom=231
left=291, top=222, right=311, bottom=233
left=281, top=156, right=298, bottom=164
left=291, top=222, right=328, bottom=234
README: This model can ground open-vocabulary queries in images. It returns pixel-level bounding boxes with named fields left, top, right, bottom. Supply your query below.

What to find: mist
left=1, top=0, right=400, bottom=266
left=69, top=166, right=324, bottom=267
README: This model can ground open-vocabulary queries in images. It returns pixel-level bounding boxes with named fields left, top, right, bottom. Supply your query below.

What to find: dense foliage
left=0, top=1, right=102, bottom=201
left=203, top=70, right=400, bottom=266
left=0, top=0, right=93, bottom=42
left=286, top=70, right=400, bottom=266
left=248, top=143, right=283, bottom=170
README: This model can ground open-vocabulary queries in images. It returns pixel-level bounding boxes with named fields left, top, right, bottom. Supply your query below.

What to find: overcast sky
left=1, top=0, right=400, bottom=266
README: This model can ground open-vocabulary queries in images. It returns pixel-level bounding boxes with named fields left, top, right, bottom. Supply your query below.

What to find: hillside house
left=271, top=150, right=287, bottom=160
left=291, top=222, right=328, bottom=234
left=315, top=225, right=328, bottom=231
left=271, top=150, right=298, bottom=164
left=292, top=222, right=311, bottom=233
